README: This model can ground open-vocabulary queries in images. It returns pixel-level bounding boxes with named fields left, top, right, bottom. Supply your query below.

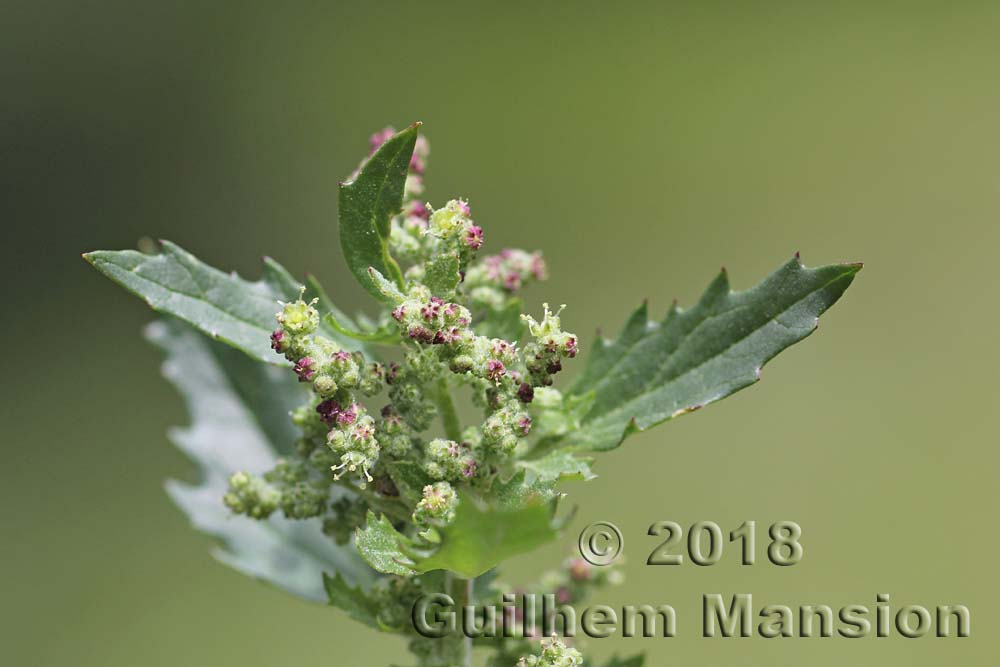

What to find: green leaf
left=531, top=390, right=595, bottom=441
left=409, top=493, right=560, bottom=578
left=563, top=256, right=862, bottom=452
left=386, top=460, right=436, bottom=506
left=323, top=572, right=381, bottom=629
left=324, top=312, right=400, bottom=345
left=492, top=470, right=559, bottom=510
left=148, top=318, right=373, bottom=601
left=518, top=450, right=596, bottom=483
left=475, top=298, right=526, bottom=342
left=339, top=123, right=419, bottom=300
left=369, top=266, right=406, bottom=302
left=85, top=241, right=364, bottom=363
left=423, top=251, right=461, bottom=297
left=356, top=511, right=416, bottom=576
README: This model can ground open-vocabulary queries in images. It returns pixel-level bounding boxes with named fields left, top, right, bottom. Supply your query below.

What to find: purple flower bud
left=517, top=382, right=535, bottom=403
left=546, top=359, right=562, bottom=375
left=391, top=305, right=406, bottom=322
left=565, top=337, right=578, bottom=358
left=447, top=442, right=461, bottom=457
left=458, top=200, right=471, bottom=216
left=332, top=350, right=352, bottom=364
left=421, top=302, right=441, bottom=321
left=464, top=225, right=483, bottom=250
left=354, top=420, right=374, bottom=439
left=530, top=252, right=547, bottom=280
left=555, top=587, right=572, bottom=604
left=462, top=460, right=477, bottom=478
left=486, top=359, right=506, bottom=381
left=316, top=399, right=343, bottom=425
left=517, top=415, right=532, bottom=436
left=369, top=127, right=395, bottom=154
left=294, top=357, right=317, bottom=382
left=337, top=403, right=359, bottom=426
left=408, top=325, right=434, bottom=343
left=270, top=329, right=289, bottom=353
left=410, top=201, right=430, bottom=220
left=409, top=153, right=425, bottom=174
left=503, top=272, right=522, bottom=291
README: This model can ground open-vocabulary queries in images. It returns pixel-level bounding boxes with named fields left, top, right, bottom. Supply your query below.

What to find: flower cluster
left=465, top=248, right=547, bottom=309
left=516, top=636, right=583, bottom=667
left=412, top=481, right=458, bottom=527
left=521, top=304, right=578, bottom=387
left=221, top=128, right=588, bottom=667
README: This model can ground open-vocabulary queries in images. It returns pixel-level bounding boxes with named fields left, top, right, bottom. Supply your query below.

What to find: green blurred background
left=3, top=1, right=997, bottom=664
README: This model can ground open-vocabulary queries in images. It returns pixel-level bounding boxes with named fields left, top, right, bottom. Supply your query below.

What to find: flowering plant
left=85, top=124, right=860, bottom=666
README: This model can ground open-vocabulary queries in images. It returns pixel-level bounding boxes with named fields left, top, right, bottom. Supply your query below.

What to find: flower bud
left=412, top=481, right=458, bottom=526
left=270, top=329, right=289, bottom=354
left=277, top=299, right=319, bottom=336
left=294, top=357, right=317, bottom=382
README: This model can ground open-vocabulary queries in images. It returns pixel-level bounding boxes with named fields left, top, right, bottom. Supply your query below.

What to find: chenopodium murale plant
left=85, top=123, right=861, bottom=667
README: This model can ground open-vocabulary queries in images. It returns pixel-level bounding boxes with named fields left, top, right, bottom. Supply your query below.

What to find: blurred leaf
left=356, top=511, right=416, bottom=576
left=86, top=241, right=363, bottom=363
left=339, top=124, right=418, bottom=300
left=148, top=318, right=374, bottom=601
left=475, top=298, right=526, bottom=342
left=409, top=493, right=560, bottom=578
left=561, top=256, right=862, bottom=452
left=323, top=572, right=380, bottom=628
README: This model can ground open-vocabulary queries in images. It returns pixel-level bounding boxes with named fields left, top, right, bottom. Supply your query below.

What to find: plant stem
left=463, top=576, right=474, bottom=667
left=452, top=574, right=474, bottom=667
left=433, top=377, right=463, bottom=442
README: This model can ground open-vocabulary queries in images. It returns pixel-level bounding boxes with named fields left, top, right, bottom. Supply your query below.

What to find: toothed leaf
left=85, top=241, right=363, bottom=363
left=356, top=511, right=416, bottom=576
left=562, top=256, right=861, bottom=452
left=323, top=572, right=381, bottom=629
left=148, top=318, right=373, bottom=602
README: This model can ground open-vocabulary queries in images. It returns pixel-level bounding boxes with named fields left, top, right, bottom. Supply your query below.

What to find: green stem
left=449, top=573, right=474, bottom=667
left=333, top=478, right=409, bottom=522
left=463, top=576, right=474, bottom=667
left=433, top=377, right=463, bottom=441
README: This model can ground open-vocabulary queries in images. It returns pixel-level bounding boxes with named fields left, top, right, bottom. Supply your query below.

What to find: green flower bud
left=517, top=637, right=583, bottom=667
left=223, top=471, right=280, bottom=519
left=424, top=438, right=478, bottom=482
left=412, top=481, right=458, bottom=527
left=276, top=298, right=319, bottom=336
